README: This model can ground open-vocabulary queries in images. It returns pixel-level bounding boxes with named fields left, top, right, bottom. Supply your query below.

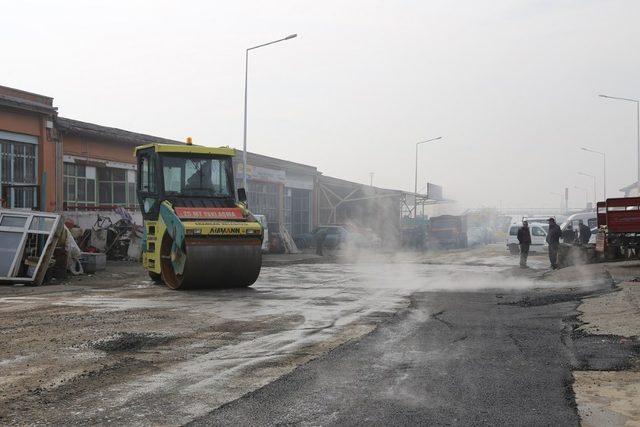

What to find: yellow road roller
left=135, top=141, right=263, bottom=289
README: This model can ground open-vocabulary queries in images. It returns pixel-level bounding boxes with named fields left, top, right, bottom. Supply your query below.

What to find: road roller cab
left=135, top=142, right=263, bottom=289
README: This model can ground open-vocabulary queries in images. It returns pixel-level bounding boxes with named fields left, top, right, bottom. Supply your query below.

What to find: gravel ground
left=0, top=244, right=638, bottom=425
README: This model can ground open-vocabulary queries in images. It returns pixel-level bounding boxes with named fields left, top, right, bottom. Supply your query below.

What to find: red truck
left=428, top=215, right=468, bottom=249
left=596, top=197, right=640, bottom=258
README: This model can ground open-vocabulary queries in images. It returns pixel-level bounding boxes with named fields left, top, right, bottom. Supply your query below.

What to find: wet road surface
left=0, top=247, right=629, bottom=425
left=191, top=290, right=587, bottom=426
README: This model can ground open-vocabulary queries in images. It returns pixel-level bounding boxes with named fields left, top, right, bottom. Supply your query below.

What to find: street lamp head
left=285, top=34, right=297, bottom=40
left=598, top=94, right=609, bottom=99
left=417, top=136, right=443, bottom=145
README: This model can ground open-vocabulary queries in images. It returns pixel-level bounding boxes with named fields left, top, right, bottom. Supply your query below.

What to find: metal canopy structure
left=317, top=175, right=454, bottom=244
left=0, top=209, right=63, bottom=285
left=401, top=193, right=455, bottom=219
left=317, top=176, right=403, bottom=227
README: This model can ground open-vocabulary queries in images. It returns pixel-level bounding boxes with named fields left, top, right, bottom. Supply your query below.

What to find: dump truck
left=135, top=141, right=263, bottom=289
left=428, top=215, right=468, bottom=249
left=595, top=197, right=640, bottom=259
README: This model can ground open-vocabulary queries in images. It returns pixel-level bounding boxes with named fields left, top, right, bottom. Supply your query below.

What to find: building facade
left=0, top=84, right=320, bottom=237
left=0, top=86, right=58, bottom=211
left=234, top=152, right=317, bottom=236
left=1, top=84, right=443, bottom=242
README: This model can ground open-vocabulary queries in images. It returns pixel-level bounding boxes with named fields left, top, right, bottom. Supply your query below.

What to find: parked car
left=310, top=225, right=375, bottom=250
left=310, top=225, right=347, bottom=249
left=467, top=225, right=493, bottom=246
left=506, top=222, right=548, bottom=254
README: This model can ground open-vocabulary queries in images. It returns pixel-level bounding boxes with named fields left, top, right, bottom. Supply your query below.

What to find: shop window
left=290, top=188, right=311, bottom=236
left=284, top=188, right=292, bottom=233
left=245, top=181, right=280, bottom=232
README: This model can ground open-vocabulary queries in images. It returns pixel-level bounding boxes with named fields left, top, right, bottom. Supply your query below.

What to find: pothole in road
left=571, top=332, right=640, bottom=371
left=91, top=332, right=174, bottom=352
left=502, top=287, right=616, bottom=307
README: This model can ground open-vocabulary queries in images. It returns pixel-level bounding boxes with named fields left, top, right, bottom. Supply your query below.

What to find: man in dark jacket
left=546, top=217, right=562, bottom=269
left=315, top=228, right=328, bottom=256
left=562, top=224, right=576, bottom=244
left=578, top=220, right=592, bottom=245
left=517, top=221, right=532, bottom=267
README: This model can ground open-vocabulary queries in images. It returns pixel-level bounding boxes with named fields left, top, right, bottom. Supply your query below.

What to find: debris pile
left=69, top=208, right=143, bottom=261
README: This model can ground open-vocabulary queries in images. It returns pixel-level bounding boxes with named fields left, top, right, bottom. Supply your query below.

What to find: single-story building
left=0, top=83, right=448, bottom=244
left=0, top=84, right=319, bottom=236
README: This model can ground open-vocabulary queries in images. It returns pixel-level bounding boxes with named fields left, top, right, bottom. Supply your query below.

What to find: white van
left=506, top=222, right=548, bottom=254
left=561, top=212, right=597, bottom=244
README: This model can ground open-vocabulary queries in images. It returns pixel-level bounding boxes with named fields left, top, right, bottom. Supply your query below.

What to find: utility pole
left=414, top=136, right=443, bottom=217
left=550, top=192, right=562, bottom=213
left=369, top=172, right=374, bottom=187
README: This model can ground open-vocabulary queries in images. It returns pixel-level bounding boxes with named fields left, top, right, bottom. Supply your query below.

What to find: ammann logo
left=212, top=227, right=241, bottom=234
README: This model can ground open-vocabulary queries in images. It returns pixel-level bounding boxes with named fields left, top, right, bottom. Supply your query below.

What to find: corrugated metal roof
left=56, top=117, right=184, bottom=146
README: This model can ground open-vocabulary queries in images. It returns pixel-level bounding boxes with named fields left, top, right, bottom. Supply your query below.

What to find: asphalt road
left=192, top=290, right=586, bottom=426
left=4, top=247, right=636, bottom=425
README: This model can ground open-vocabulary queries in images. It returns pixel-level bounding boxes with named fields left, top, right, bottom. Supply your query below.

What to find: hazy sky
left=3, top=0, right=640, bottom=208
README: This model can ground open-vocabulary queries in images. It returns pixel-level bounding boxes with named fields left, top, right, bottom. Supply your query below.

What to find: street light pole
left=599, top=94, right=640, bottom=194
left=574, top=186, right=589, bottom=208
left=578, top=172, right=597, bottom=204
left=414, top=136, right=443, bottom=217
left=550, top=191, right=563, bottom=212
left=581, top=147, right=606, bottom=199
left=242, top=34, right=297, bottom=191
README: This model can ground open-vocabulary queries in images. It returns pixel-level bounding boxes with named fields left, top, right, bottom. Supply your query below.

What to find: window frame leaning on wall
left=0, top=209, right=63, bottom=286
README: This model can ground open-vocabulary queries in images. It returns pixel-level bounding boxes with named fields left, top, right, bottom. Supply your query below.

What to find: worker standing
left=578, top=220, right=591, bottom=245
left=546, top=218, right=562, bottom=269
left=562, top=224, right=577, bottom=244
left=316, top=228, right=328, bottom=256
left=517, top=221, right=531, bottom=268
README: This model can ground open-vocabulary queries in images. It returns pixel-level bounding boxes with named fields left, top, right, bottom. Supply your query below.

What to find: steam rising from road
left=330, top=242, right=606, bottom=293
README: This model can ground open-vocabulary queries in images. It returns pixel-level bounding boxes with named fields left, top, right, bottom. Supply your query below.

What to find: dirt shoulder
left=571, top=261, right=640, bottom=426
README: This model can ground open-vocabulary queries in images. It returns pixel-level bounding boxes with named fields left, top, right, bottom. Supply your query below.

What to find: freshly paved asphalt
left=191, top=290, right=588, bottom=426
